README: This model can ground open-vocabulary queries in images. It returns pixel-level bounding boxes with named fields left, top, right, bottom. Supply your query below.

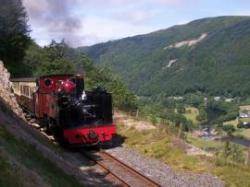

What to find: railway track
left=82, top=150, right=161, bottom=187
left=25, top=116, right=161, bottom=186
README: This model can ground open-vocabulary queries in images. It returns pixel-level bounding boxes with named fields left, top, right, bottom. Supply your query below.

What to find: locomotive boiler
left=11, top=74, right=116, bottom=146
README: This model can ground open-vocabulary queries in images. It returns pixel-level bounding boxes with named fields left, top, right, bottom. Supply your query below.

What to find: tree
left=222, top=141, right=244, bottom=164
left=196, top=106, right=207, bottom=122
left=223, top=141, right=231, bottom=161
left=37, top=41, right=75, bottom=75
left=222, top=125, right=236, bottom=136
left=230, top=144, right=244, bottom=163
left=77, top=54, right=138, bottom=110
left=176, top=104, right=186, bottom=114
left=183, top=94, right=203, bottom=107
left=22, top=41, right=45, bottom=76
left=0, top=0, right=30, bottom=76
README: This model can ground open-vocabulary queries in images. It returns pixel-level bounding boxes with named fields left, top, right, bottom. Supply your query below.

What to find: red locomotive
left=11, top=74, right=116, bottom=146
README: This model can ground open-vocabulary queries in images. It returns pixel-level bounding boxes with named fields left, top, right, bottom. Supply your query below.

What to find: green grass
left=186, top=133, right=224, bottom=152
left=224, top=118, right=250, bottom=140
left=240, top=118, right=250, bottom=123
left=118, top=125, right=209, bottom=172
left=117, top=124, right=250, bottom=186
left=224, top=119, right=238, bottom=127
left=0, top=99, right=63, bottom=154
left=0, top=126, right=82, bottom=187
left=213, top=162, right=250, bottom=187
left=184, top=107, right=199, bottom=125
left=234, top=129, right=250, bottom=140
left=0, top=155, right=24, bottom=187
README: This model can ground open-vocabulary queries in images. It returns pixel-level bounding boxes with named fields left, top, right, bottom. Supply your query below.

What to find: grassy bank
left=117, top=123, right=250, bottom=186
left=186, top=133, right=225, bottom=152
left=0, top=155, right=25, bottom=186
left=117, top=125, right=208, bottom=172
left=0, top=125, right=82, bottom=187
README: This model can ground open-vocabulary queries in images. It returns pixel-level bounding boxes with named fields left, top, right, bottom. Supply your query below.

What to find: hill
left=79, top=16, right=250, bottom=97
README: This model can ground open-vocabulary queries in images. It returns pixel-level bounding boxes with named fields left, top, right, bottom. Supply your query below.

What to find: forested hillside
left=80, top=16, right=250, bottom=97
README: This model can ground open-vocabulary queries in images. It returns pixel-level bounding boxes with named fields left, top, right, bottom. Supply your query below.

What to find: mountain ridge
left=79, top=16, right=250, bottom=97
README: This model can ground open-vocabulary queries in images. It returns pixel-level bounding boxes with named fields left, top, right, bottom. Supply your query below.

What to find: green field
left=223, top=105, right=250, bottom=139
left=224, top=121, right=250, bottom=140
left=234, top=129, right=250, bottom=140
left=239, top=118, right=250, bottom=123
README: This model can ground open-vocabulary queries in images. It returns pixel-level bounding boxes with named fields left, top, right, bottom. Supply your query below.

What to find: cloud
left=23, top=0, right=82, bottom=46
left=81, top=16, right=157, bottom=43
left=109, top=9, right=156, bottom=25
left=75, top=0, right=182, bottom=7
left=22, top=0, right=162, bottom=46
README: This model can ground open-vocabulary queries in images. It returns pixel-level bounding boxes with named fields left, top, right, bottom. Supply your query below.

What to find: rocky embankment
left=0, top=61, right=23, bottom=117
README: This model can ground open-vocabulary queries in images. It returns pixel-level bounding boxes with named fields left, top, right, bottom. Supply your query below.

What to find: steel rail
left=83, top=150, right=161, bottom=187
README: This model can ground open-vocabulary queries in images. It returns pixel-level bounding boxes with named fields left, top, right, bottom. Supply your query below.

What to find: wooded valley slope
left=80, top=16, right=250, bottom=97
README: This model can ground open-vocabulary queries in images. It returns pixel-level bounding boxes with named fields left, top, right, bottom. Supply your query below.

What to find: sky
left=22, top=0, right=250, bottom=47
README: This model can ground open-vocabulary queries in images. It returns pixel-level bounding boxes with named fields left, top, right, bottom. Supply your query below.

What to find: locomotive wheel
left=39, top=118, right=47, bottom=128
left=53, top=127, right=69, bottom=148
left=58, top=137, right=69, bottom=148
left=55, top=131, right=69, bottom=148
left=45, top=118, right=55, bottom=135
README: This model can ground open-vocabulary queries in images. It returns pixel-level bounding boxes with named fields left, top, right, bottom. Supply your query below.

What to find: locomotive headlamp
left=88, top=130, right=98, bottom=140
left=61, top=79, right=76, bottom=93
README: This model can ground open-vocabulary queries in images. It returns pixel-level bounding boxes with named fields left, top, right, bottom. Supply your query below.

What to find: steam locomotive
left=11, top=74, right=116, bottom=146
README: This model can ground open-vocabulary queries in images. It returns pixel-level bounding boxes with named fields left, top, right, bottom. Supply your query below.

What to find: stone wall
left=0, top=60, right=24, bottom=117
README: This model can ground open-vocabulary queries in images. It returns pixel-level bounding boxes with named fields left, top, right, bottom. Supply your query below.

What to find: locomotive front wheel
left=45, top=118, right=55, bottom=135
left=57, top=137, right=69, bottom=148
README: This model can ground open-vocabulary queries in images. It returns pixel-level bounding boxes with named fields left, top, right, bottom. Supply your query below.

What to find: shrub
left=222, top=125, right=236, bottom=136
